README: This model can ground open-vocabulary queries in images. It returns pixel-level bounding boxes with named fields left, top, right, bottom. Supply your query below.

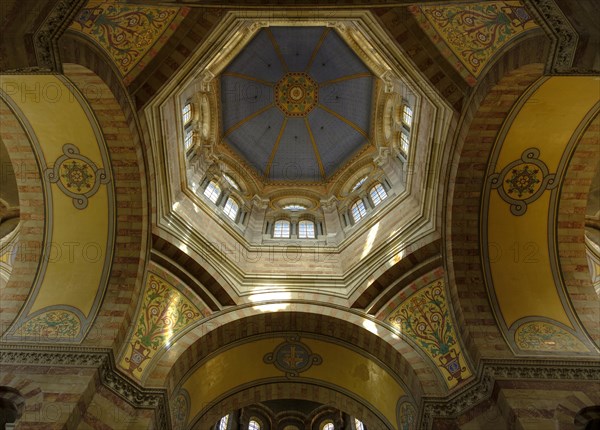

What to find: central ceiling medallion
left=275, top=72, right=318, bottom=117
left=220, top=26, right=375, bottom=182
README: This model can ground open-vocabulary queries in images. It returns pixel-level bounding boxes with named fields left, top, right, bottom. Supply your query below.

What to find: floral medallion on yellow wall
left=409, top=1, right=538, bottom=84
left=119, top=272, right=202, bottom=380
left=387, top=279, right=473, bottom=389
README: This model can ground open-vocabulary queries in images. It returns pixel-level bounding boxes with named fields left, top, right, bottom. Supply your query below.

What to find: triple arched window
left=345, top=181, right=390, bottom=226
left=272, top=219, right=317, bottom=239
left=202, top=178, right=246, bottom=225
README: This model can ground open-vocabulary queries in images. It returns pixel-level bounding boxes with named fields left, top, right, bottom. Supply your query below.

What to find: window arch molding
left=272, top=218, right=292, bottom=238
left=350, top=198, right=367, bottom=224
left=298, top=219, right=316, bottom=239
left=368, top=181, right=388, bottom=207
left=223, top=196, right=240, bottom=221
left=248, top=418, right=262, bottom=430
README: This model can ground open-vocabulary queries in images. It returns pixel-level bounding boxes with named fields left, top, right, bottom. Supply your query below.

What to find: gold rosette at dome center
left=275, top=72, right=318, bottom=117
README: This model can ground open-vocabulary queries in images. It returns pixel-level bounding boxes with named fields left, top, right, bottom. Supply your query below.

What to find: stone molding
left=420, top=359, right=600, bottom=428
left=0, top=346, right=171, bottom=430
left=524, top=0, right=595, bottom=74
left=36, top=0, right=86, bottom=72
left=1, top=345, right=598, bottom=430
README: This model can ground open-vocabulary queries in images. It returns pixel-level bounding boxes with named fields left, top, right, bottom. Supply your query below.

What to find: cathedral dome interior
left=0, top=0, right=599, bottom=429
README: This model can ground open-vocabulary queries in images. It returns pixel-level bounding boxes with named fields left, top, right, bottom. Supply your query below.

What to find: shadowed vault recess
left=220, top=26, right=375, bottom=182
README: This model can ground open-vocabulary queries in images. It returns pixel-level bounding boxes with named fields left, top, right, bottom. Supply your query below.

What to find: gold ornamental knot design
left=275, top=72, right=318, bottom=117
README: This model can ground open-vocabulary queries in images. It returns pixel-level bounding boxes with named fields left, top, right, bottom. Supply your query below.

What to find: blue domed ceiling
left=220, top=27, right=375, bottom=182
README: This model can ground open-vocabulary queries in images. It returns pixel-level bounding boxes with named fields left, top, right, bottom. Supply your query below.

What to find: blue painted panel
left=308, top=30, right=370, bottom=82
left=226, top=30, right=286, bottom=82
left=221, top=76, right=273, bottom=131
left=270, top=118, right=320, bottom=181
left=269, top=27, right=326, bottom=72
left=227, top=107, right=284, bottom=175
left=319, top=76, right=373, bottom=133
left=308, top=108, right=368, bottom=177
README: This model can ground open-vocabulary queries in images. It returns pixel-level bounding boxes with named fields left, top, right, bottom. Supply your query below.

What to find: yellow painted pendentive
left=488, top=77, right=599, bottom=329
left=387, top=279, right=473, bottom=389
left=0, top=75, right=109, bottom=318
left=118, top=272, right=203, bottom=381
left=182, top=337, right=404, bottom=428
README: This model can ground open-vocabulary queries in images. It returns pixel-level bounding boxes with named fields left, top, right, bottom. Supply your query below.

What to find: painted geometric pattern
left=69, top=1, right=188, bottom=83
left=409, top=1, right=538, bottom=84
left=515, top=321, right=589, bottom=353
left=388, top=279, right=473, bottom=389
left=13, top=310, right=81, bottom=340
left=119, top=272, right=202, bottom=380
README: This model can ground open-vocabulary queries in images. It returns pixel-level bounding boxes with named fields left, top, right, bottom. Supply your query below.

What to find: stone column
left=320, top=196, right=345, bottom=246
left=374, top=147, right=403, bottom=189
left=244, top=196, right=269, bottom=242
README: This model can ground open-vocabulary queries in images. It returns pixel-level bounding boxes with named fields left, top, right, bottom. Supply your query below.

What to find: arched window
left=402, top=104, right=413, bottom=127
left=298, top=220, right=315, bottom=239
left=184, top=128, right=194, bottom=150
left=273, top=220, right=290, bottom=238
left=351, top=176, right=368, bottom=192
left=182, top=102, right=194, bottom=150
left=218, top=414, right=229, bottom=430
left=400, top=130, right=410, bottom=155
left=248, top=419, right=261, bottom=430
left=354, top=418, right=365, bottom=430
left=283, top=204, right=306, bottom=212
left=369, top=183, right=388, bottom=206
left=204, top=180, right=221, bottom=204
left=351, top=200, right=367, bottom=223
left=182, top=102, right=193, bottom=125
left=223, top=173, right=240, bottom=191
left=223, top=197, right=239, bottom=221
left=321, top=421, right=335, bottom=430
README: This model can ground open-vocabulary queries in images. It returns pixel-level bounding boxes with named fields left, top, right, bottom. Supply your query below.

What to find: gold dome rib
left=318, top=72, right=372, bottom=87
left=305, top=117, right=326, bottom=179
left=265, top=27, right=289, bottom=73
left=265, top=117, right=288, bottom=177
left=223, top=103, right=275, bottom=138
left=222, top=71, right=275, bottom=87
left=317, top=103, right=369, bottom=139
left=305, top=27, right=331, bottom=72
